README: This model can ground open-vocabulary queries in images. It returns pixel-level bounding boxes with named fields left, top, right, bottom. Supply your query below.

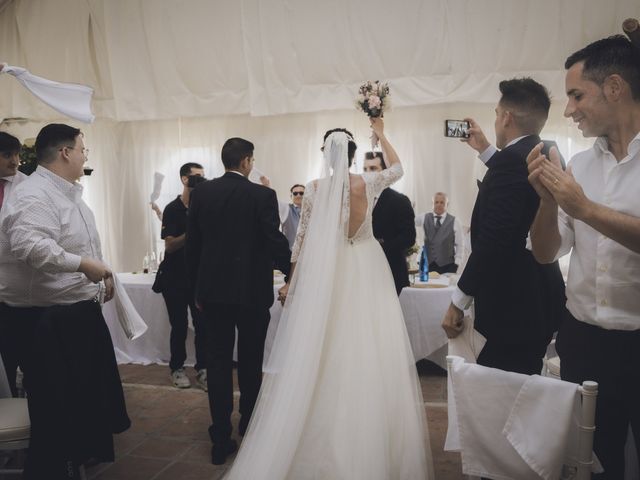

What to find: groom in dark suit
left=442, top=78, right=563, bottom=375
left=186, top=137, right=291, bottom=464
left=364, top=151, right=416, bottom=295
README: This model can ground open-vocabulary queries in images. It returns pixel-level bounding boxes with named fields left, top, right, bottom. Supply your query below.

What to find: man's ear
left=603, top=74, right=625, bottom=102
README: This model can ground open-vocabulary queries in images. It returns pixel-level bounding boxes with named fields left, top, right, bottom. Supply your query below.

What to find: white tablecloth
left=102, top=273, right=451, bottom=368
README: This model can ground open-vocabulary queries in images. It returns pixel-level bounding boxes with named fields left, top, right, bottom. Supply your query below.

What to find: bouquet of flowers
left=356, top=80, right=391, bottom=148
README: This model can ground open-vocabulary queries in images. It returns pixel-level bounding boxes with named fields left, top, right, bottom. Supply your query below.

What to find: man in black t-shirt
left=158, top=162, right=207, bottom=389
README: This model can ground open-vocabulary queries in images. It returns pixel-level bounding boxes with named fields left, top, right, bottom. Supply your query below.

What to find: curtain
left=0, top=103, right=592, bottom=271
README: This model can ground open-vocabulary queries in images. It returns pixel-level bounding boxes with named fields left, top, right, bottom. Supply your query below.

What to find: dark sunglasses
left=292, top=191, right=305, bottom=196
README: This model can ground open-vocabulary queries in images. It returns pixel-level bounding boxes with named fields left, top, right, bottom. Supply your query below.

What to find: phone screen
left=445, top=120, right=470, bottom=138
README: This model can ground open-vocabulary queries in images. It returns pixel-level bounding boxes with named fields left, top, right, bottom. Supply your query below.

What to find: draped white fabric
left=0, top=0, right=636, bottom=269
left=0, top=105, right=595, bottom=271
left=1, top=0, right=638, bottom=120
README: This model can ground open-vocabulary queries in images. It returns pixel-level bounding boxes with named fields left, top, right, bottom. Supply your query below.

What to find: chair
left=0, top=354, right=29, bottom=476
left=446, top=355, right=598, bottom=480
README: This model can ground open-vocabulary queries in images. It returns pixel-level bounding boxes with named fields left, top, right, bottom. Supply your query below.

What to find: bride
left=224, top=118, right=433, bottom=479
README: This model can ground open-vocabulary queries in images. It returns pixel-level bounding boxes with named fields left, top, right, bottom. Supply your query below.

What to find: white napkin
left=248, top=167, right=268, bottom=185
left=445, top=355, right=598, bottom=479
left=150, top=172, right=165, bottom=203
left=1, top=62, right=95, bottom=123
left=111, top=273, right=148, bottom=340
left=448, top=316, right=486, bottom=363
left=503, top=375, right=579, bottom=480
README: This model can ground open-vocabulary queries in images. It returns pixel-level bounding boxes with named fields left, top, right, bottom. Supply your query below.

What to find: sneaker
left=196, top=369, right=208, bottom=392
left=171, top=368, right=191, bottom=389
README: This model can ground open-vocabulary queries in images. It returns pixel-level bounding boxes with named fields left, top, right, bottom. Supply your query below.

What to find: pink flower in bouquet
left=368, top=95, right=381, bottom=109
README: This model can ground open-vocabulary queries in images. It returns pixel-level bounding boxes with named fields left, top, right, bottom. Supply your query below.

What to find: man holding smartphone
left=442, top=78, right=564, bottom=376
left=157, top=162, right=208, bottom=389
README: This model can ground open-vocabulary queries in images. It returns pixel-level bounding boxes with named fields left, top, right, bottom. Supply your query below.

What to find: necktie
left=0, top=179, right=6, bottom=210
left=435, top=215, right=442, bottom=228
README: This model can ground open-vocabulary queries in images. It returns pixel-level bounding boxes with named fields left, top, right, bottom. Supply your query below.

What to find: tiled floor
left=3, top=361, right=463, bottom=479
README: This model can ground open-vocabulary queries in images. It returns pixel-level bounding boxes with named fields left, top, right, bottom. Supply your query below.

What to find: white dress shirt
left=0, top=166, right=102, bottom=306
left=553, top=133, right=640, bottom=331
left=414, top=212, right=464, bottom=266
left=0, top=171, right=27, bottom=209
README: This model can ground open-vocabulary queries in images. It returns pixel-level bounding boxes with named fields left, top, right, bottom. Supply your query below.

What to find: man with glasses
left=279, top=184, right=305, bottom=249
left=0, top=132, right=28, bottom=396
left=0, top=123, right=130, bottom=477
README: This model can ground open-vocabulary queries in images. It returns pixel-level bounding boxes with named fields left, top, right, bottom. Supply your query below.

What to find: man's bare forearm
left=530, top=201, right=561, bottom=264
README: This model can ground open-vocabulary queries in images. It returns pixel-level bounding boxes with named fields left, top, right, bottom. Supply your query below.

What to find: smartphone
left=444, top=119, right=470, bottom=138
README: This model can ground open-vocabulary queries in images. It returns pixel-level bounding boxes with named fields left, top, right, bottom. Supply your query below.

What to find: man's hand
left=461, top=118, right=490, bottom=153
left=527, top=142, right=556, bottom=203
left=277, top=283, right=289, bottom=306
left=78, top=258, right=112, bottom=283
left=260, top=175, right=271, bottom=188
left=442, top=302, right=465, bottom=339
left=538, top=159, right=591, bottom=221
left=150, top=202, right=162, bottom=221
left=104, top=276, right=115, bottom=302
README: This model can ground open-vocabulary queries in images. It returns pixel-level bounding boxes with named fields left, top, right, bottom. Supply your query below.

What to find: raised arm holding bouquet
left=356, top=80, right=391, bottom=151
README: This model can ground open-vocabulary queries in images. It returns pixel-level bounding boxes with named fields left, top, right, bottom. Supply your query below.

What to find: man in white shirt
left=0, top=132, right=26, bottom=210
left=415, top=192, right=464, bottom=274
left=0, top=124, right=130, bottom=477
left=528, top=36, right=640, bottom=479
left=0, top=132, right=28, bottom=396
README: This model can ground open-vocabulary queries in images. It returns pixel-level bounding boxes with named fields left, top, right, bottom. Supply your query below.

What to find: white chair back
left=446, top=355, right=598, bottom=480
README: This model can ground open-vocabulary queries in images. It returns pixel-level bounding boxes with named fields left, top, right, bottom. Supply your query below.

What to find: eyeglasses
left=292, top=191, right=304, bottom=196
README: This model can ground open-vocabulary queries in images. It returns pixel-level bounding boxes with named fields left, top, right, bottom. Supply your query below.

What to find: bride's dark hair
left=322, top=128, right=357, bottom=167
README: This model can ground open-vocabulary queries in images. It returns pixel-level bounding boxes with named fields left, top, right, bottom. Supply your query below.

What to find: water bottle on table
left=419, top=247, right=429, bottom=282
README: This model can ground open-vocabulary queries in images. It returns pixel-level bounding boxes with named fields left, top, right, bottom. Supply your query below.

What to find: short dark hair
left=0, top=132, right=21, bottom=156
left=323, top=128, right=357, bottom=167
left=290, top=184, right=305, bottom=193
left=179, top=162, right=204, bottom=177
left=35, top=123, right=81, bottom=164
left=565, top=35, right=640, bottom=101
left=364, top=151, right=386, bottom=170
left=498, top=78, right=551, bottom=135
left=221, top=137, right=254, bottom=170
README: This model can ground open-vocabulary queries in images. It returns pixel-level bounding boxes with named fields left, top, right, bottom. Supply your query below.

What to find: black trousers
left=557, top=312, right=640, bottom=480
left=0, top=303, right=42, bottom=396
left=162, top=287, right=206, bottom=371
left=23, top=300, right=130, bottom=480
left=428, top=261, right=458, bottom=275
left=202, top=302, right=270, bottom=444
left=477, top=340, right=546, bottom=375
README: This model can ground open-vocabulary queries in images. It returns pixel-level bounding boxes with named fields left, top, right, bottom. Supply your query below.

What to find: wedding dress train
left=224, top=132, right=433, bottom=479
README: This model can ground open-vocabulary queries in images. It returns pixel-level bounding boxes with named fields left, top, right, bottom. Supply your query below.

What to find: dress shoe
left=211, top=439, right=238, bottom=465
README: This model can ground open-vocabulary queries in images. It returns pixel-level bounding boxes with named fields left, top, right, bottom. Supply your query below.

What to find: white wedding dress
left=224, top=133, right=433, bottom=480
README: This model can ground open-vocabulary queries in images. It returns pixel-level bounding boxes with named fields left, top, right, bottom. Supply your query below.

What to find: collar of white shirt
left=593, top=132, right=640, bottom=162
left=35, top=165, right=84, bottom=203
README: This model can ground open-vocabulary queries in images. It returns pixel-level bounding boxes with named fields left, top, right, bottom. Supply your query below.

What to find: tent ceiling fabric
left=1, top=0, right=638, bottom=122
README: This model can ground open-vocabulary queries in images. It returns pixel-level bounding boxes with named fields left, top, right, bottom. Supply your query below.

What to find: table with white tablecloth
left=102, top=273, right=451, bottom=369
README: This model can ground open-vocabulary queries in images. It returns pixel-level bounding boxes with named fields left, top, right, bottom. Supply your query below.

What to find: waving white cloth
left=224, top=132, right=350, bottom=479
left=446, top=356, right=599, bottom=479
left=149, top=172, right=165, bottom=203
left=110, top=273, right=148, bottom=340
left=1, top=62, right=95, bottom=123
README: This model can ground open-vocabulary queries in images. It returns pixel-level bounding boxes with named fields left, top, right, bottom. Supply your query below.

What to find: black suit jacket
left=458, top=135, right=562, bottom=347
left=372, top=188, right=416, bottom=294
left=186, top=172, right=291, bottom=309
